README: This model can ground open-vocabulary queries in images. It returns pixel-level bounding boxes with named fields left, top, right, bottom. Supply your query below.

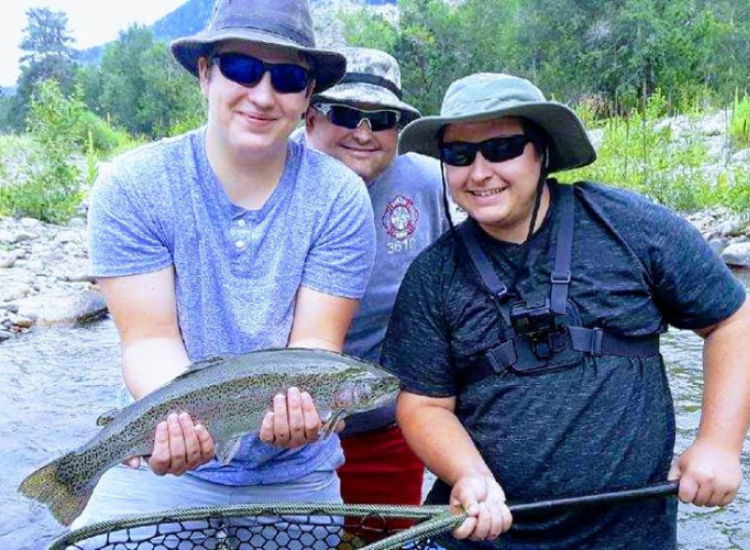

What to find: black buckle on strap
left=589, top=328, right=604, bottom=356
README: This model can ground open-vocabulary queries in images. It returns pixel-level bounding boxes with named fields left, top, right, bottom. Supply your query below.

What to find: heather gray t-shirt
left=342, top=152, right=448, bottom=434
left=383, top=180, right=746, bottom=549
left=345, top=153, right=448, bottom=363
left=88, top=127, right=376, bottom=485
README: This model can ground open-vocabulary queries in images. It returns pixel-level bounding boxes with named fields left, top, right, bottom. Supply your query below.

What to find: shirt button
left=235, top=240, right=245, bottom=248
left=237, top=219, right=246, bottom=227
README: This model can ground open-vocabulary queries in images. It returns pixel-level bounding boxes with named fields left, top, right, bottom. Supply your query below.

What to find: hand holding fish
left=259, top=387, right=341, bottom=449
left=149, top=412, right=216, bottom=475
left=123, top=412, right=216, bottom=474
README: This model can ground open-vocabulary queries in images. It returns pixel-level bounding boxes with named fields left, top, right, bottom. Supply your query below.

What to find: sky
left=1, top=0, right=187, bottom=87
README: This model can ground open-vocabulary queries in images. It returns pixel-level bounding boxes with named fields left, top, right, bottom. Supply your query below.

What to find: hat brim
left=170, top=29, right=346, bottom=94
left=398, top=102, right=596, bottom=173
left=314, top=83, right=421, bottom=126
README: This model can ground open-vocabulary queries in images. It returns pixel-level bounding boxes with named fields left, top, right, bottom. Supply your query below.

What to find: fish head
left=331, top=371, right=400, bottom=414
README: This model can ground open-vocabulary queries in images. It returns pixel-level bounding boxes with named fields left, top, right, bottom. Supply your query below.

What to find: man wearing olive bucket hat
left=381, top=72, right=750, bottom=547
left=78, top=0, right=376, bottom=527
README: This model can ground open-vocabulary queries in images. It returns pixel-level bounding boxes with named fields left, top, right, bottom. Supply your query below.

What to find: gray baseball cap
left=312, top=47, right=421, bottom=126
left=171, top=0, right=346, bottom=94
left=399, top=73, right=596, bottom=173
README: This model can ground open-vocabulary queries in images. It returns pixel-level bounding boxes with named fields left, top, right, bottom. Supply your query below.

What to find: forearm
left=122, top=335, right=191, bottom=400
left=697, top=301, right=750, bottom=453
left=287, top=287, right=359, bottom=353
left=397, top=393, right=493, bottom=486
left=98, top=268, right=190, bottom=400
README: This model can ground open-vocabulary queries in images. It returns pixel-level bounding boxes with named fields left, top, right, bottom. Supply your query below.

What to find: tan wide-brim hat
left=171, top=0, right=346, bottom=94
left=399, top=73, right=596, bottom=173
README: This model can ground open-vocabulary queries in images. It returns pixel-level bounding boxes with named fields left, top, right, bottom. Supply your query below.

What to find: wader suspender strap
left=457, top=222, right=515, bottom=370
left=550, top=184, right=574, bottom=316
left=458, top=184, right=659, bottom=387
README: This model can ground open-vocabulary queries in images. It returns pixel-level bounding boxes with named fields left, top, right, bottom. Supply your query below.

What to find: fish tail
left=18, top=454, right=96, bottom=526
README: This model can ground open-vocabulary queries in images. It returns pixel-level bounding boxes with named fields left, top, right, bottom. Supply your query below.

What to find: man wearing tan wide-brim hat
left=78, top=0, right=376, bottom=528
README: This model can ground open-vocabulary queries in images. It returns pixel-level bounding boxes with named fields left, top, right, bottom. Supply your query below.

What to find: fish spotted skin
left=18, top=347, right=400, bottom=526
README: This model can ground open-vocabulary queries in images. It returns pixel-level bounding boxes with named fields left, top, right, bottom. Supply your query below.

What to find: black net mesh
left=46, top=504, right=455, bottom=550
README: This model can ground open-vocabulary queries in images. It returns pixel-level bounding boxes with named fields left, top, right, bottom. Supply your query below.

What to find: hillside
left=77, top=0, right=394, bottom=65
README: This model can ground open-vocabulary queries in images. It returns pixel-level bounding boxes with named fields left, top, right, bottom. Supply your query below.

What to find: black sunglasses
left=314, top=103, right=401, bottom=132
left=212, top=52, right=311, bottom=94
left=440, top=135, right=531, bottom=167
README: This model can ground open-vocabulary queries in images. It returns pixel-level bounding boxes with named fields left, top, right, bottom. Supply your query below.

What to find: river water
left=1, top=270, right=749, bottom=550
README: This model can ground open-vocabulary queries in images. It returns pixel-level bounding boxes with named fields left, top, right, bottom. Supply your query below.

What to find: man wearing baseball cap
left=77, top=0, right=376, bottom=527
left=303, top=47, right=448, bottom=530
left=382, top=72, right=750, bottom=547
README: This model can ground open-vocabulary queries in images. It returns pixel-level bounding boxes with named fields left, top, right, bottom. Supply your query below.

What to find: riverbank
left=1, top=207, right=749, bottom=339
left=0, top=216, right=106, bottom=341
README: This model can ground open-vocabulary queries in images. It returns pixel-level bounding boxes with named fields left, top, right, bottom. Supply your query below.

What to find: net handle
left=362, top=481, right=680, bottom=550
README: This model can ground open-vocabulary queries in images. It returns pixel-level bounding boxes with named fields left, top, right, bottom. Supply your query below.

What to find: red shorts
left=339, top=425, right=424, bottom=540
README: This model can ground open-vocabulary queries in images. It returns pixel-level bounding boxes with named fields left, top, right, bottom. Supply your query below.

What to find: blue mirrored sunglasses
left=440, top=135, right=531, bottom=167
left=314, top=103, right=401, bottom=132
left=212, top=52, right=310, bottom=94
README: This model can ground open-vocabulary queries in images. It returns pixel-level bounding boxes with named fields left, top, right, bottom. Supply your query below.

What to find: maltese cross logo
left=382, top=195, right=419, bottom=240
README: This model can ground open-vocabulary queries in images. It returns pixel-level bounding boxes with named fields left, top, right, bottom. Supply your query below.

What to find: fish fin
left=18, top=454, right=97, bottom=526
left=170, top=355, right=226, bottom=383
left=319, top=410, right=347, bottom=440
left=95, top=407, right=121, bottom=426
left=215, top=437, right=242, bottom=466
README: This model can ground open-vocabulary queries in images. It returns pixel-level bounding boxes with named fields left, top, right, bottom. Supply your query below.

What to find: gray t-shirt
left=342, top=152, right=448, bottom=434
left=382, top=180, right=746, bottom=548
left=345, top=153, right=448, bottom=362
left=88, top=127, right=376, bottom=485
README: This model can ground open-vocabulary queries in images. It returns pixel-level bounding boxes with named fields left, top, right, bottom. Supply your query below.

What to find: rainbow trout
left=18, top=347, right=400, bottom=526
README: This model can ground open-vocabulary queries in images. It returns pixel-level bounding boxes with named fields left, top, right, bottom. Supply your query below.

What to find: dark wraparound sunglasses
left=440, top=134, right=531, bottom=167
left=212, top=52, right=311, bottom=94
left=314, top=103, right=401, bottom=132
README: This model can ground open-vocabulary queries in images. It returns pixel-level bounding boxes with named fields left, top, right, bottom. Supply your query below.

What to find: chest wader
left=458, top=183, right=660, bottom=384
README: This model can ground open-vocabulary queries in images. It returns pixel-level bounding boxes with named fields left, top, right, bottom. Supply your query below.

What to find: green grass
left=730, top=94, right=750, bottom=149
left=569, top=93, right=750, bottom=218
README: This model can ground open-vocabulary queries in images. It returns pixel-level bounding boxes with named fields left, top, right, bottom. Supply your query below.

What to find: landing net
left=46, top=503, right=463, bottom=550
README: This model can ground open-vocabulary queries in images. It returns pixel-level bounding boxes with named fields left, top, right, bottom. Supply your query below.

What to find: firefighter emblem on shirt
left=382, top=195, right=419, bottom=240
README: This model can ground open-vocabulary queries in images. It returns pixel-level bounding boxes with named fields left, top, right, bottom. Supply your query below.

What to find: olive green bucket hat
left=170, top=0, right=346, bottom=94
left=399, top=73, right=596, bottom=173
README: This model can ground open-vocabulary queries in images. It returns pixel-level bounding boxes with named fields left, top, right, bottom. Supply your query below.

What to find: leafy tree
left=344, top=0, right=525, bottom=116
left=0, top=80, right=85, bottom=222
left=76, top=64, right=105, bottom=116
left=391, top=0, right=465, bottom=115
left=8, top=8, right=79, bottom=131
left=98, top=25, right=155, bottom=135
left=0, top=91, right=14, bottom=134
left=138, top=43, right=207, bottom=137
left=92, top=25, right=205, bottom=138
left=520, top=0, right=750, bottom=113
left=339, top=6, right=398, bottom=53
left=19, top=7, right=76, bottom=65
